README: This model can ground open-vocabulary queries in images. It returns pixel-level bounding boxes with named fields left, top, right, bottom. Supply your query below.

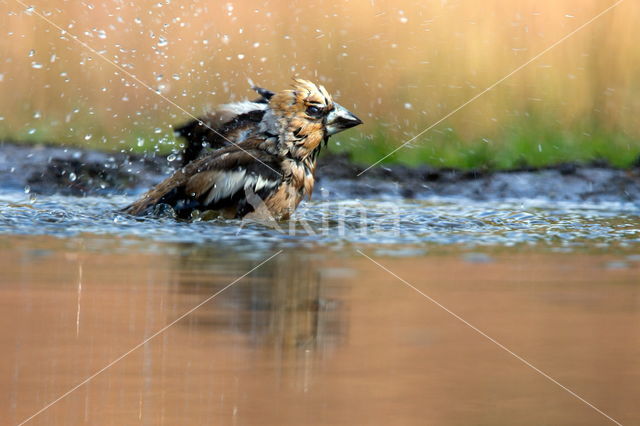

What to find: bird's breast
left=283, top=158, right=316, bottom=197
left=263, top=181, right=301, bottom=220
left=262, top=158, right=316, bottom=219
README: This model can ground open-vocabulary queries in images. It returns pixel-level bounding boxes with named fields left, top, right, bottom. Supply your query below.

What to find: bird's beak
left=325, top=103, right=363, bottom=136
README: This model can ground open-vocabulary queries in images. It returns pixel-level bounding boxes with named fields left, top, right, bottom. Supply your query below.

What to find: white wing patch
left=203, top=170, right=280, bottom=206
left=245, top=174, right=280, bottom=195
left=203, top=170, right=247, bottom=205
left=252, top=175, right=277, bottom=191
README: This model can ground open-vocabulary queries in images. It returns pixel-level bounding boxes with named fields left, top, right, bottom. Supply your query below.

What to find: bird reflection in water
left=173, top=247, right=350, bottom=387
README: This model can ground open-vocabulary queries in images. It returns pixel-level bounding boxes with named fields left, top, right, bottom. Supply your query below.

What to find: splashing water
left=0, top=188, right=638, bottom=253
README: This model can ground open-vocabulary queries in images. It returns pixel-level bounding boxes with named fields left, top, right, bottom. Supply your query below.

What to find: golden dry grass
left=0, top=0, right=638, bottom=167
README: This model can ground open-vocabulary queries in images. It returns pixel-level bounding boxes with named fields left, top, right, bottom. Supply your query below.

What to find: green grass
left=331, top=114, right=640, bottom=170
left=0, top=121, right=181, bottom=156
left=3, top=112, right=639, bottom=170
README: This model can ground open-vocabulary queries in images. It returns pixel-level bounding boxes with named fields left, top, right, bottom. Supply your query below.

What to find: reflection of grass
left=331, top=113, right=640, bottom=170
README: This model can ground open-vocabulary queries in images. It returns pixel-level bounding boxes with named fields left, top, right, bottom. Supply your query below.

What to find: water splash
left=0, top=190, right=638, bottom=252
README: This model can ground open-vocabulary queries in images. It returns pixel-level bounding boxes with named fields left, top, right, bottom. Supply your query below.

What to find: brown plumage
left=123, top=79, right=362, bottom=220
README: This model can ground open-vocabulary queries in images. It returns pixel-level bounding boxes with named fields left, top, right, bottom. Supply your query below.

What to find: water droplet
left=28, top=49, right=35, bottom=57
left=154, top=128, right=162, bottom=134
left=24, top=185, right=31, bottom=194
left=84, top=134, right=92, bottom=140
left=404, top=103, right=413, bottom=110
left=167, top=153, right=177, bottom=162
left=50, top=53, right=56, bottom=63
left=171, top=73, right=180, bottom=80
left=399, top=17, right=408, bottom=24
left=33, top=111, right=41, bottom=119
left=28, top=128, right=36, bottom=135
left=237, top=54, right=245, bottom=60
left=137, top=138, right=144, bottom=147
left=134, top=17, right=142, bottom=24
left=69, top=172, right=77, bottom=182
left=31, top=62, right=43, bottom=69
left=157, top=36, right=168, bottom=47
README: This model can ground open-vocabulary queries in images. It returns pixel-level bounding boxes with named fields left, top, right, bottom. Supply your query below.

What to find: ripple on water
left=0, top=190, right=639, bottom=251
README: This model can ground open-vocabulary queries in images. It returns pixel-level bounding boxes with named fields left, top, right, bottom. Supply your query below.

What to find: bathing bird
left=123, top=78, right=362, bottom=220
left=174, top=85, right=275, bottom=167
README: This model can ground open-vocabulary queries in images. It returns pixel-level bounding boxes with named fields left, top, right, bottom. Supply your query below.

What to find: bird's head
left=266, top=78, right=362, bottom=159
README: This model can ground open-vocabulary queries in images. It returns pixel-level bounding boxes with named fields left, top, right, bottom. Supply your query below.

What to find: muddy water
left=1, top=235, right=639, bottom=425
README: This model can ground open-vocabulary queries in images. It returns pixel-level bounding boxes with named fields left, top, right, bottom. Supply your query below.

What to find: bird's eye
left=306, top=105, right=323, bottom=118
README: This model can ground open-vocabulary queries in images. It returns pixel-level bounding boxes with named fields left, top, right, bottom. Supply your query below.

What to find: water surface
left=1, top=188, right=639, bottom=249
left=1, top=189, right=639, bottom=425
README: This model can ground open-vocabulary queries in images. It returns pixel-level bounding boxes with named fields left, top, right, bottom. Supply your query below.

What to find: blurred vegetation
left=1, top=0, right=639, bottom=170
left=333, top=112, right=640, bottom=169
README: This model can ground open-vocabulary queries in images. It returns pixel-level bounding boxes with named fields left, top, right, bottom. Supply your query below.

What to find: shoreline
left=1, top=141, right=639, bottom=204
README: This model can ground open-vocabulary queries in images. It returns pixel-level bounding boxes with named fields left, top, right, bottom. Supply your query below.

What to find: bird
left=174, top=85, right=275, bottom=167
left=122, top=78, right=362, bottom=220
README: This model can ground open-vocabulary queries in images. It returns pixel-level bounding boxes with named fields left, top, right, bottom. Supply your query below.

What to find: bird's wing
left=175, top=86, right=275, bottom=165
left=123, top=140, right=282, bottom=216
